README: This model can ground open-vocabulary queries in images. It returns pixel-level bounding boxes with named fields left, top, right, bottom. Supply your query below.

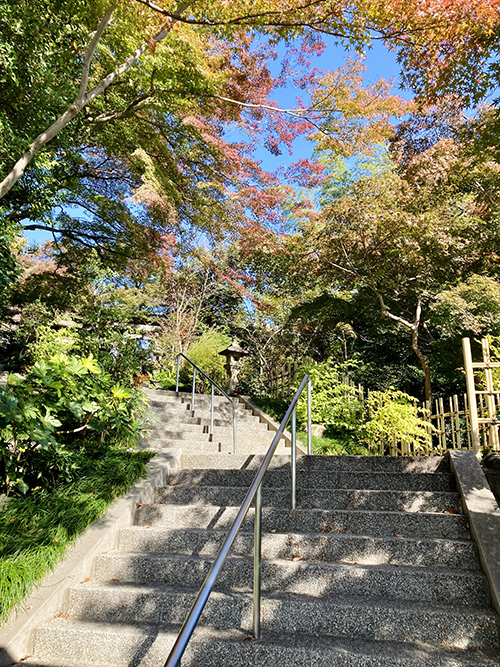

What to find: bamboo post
left=462, top=338, right=481, bottom=454
left=452, top=395, right=460, bottom=449
left=464, top=393, right=472, bottom=450
left=482, top=339, right=500, bottom=451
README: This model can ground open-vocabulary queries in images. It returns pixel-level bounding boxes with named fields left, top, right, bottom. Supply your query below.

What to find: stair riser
left=148, top=415, right=260, bottom=426
left=118, top=527, right=481, bottom=570
left=177, top=453, right=451, bottom=474
left=144, top=430, right=271, bottom=443
left=136, top=505, right=470, bottom=539
left=150, top=400, right=242, bottom=415
left=93, top=555, right=488, bottom=607
left=142, top=441, right=284, bottom=454
left=155, top=486, right=461, bottom=513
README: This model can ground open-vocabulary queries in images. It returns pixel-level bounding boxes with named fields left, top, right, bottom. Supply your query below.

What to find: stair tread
left=71, top=580, right=494, bottom=613
left=29, top=618, right=500, bottom=667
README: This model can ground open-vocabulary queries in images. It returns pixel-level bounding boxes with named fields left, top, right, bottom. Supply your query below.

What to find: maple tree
left=1, top=0, right=495, bottom=243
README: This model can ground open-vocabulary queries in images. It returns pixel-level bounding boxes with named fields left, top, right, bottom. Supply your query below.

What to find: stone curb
left=0, top=449, right=181, bottom=667
left=449, top=450, right=500, bottom=615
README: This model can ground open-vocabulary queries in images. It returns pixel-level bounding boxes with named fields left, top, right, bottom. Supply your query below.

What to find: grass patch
left=0, top=442, right=154, bottom=627
left=296, top=430, right=373, bottom=456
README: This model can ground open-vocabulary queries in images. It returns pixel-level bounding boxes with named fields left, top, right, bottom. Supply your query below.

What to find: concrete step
left=145, top=424, right=271, bottom=438
left=92, top=553, right=488, bottom=606
left=118, top=526, right=481, bottom=570
left=155, top=485, right=462, bottom=513
left=166, top=466, right=455, bottom=492
left=136, top=504, right=470, bottom=539
left=140, top=440, right=288, bottom=455
left=26, top=622, right=500, bottom=667
left=147, top=413, right=261, bottom=426
left=36, top=587, right=500, bottom=653
left=147, top=394, right=239, bottom=409
left=178, top=453, right=451, bottom=474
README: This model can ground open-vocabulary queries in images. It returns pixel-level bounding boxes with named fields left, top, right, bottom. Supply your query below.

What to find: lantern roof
left=219, top=339, right=248, bottom=357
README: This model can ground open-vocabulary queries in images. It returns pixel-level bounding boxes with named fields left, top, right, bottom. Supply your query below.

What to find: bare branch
left=213, top=95, right=331, bottom=136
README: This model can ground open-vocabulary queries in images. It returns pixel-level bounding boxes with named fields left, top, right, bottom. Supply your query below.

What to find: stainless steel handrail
left=175, top=353, right=238, bottom=454
left=163, top=374, right=311, bottom=667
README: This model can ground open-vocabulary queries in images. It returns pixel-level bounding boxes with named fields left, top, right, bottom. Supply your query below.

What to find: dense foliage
left=0, top=354, right=146, bottom=496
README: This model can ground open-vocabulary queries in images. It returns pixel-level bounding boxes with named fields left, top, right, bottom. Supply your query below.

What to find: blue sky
left=246, top=38, right=412, bottom=172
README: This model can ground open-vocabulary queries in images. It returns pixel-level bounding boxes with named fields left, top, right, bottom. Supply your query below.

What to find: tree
left=2, top=0, right=494, bottom=230
left=290, top=131, right=500, bottom=406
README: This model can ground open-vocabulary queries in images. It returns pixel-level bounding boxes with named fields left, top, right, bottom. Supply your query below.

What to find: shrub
left=0, top=353, right=146, bottom=496
left=360, top=389, right=433, bottom=454
left=296, top=359, right=364, bottom=435
left=295, top=359, right=431, bottom=454
left=180, top=330, right=231, bottom=391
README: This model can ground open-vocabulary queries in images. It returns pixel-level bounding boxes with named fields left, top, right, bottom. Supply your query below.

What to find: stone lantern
left=219, top=339, right=248, bottom=394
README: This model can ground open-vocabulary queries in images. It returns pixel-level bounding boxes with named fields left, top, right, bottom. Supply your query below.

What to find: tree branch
left=0, top=3, right=191, bottom=201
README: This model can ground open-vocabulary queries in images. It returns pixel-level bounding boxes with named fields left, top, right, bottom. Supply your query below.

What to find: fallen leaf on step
left=143, top=525, right=150, bottom=529
left=168, top=482, right=179, bottom=486
left=244, top=636, right=254, bottom=642
left=394, top=534, right=404, bottom=538
left=81, top=578, right=90, bottom=583
left=140, top=582, right=146, bottom=585
left=444, top=510, right=458, bottom=514
left=292, top=556, right=304, bottom=562
left=111, top=578, right=120, bottom=582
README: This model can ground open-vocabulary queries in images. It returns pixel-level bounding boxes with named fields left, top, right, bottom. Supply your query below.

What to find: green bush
left=296, top=359, right=364, bottom=435
left=0, top=353, right=146, bottom=496
left=180, top=331, right=231, bottom=391
left=361, top=389, right=433, bottom=454
left=295, top=359, right=431, bottom=454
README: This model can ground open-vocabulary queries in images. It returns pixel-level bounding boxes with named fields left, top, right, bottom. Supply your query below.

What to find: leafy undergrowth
left=0, top=443, right=154, bottom=626
left=248, top=395, right=373, bottom=455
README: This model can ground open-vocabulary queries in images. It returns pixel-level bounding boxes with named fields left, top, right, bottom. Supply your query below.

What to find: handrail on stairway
left=175, top=352, right=238, bottom=454
left=163, top=374, right=312, bottom=667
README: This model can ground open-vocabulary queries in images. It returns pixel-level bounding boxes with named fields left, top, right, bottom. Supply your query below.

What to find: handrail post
left=307, top=379, right=312, bottom=455
left=210, top=385, right=214, bottom=439
left=253, top=483, right=262, bottom=639
left=176, top=355, right=180, bottom=395
left=291, top=406, right=297, bottom=510
left=233, top=405, right=237, bottom=455
left=191, top=368, right=196, bottom=417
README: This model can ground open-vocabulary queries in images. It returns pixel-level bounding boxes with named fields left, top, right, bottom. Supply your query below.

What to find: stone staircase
left=20, top=390, right=500, bottom=667
left=141, top=388, right=291, bottom=455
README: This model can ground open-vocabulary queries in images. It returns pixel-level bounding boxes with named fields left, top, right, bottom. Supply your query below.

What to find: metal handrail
left=164, top=374, right=311, bottom=667
left=175, top=353, right=238, bottom=454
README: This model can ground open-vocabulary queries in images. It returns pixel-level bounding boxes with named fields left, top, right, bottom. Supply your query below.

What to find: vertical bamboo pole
left=452, top=395, right=460, bottom=449
left=464, top=393, right=472, bottom=450
left=449, top=397, right=456, bottom=449
left=462, top=338, right=481, bottom=454
left=439, top=397, right=446, bottom=452
left=482, top=339, right=500, bottom=451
